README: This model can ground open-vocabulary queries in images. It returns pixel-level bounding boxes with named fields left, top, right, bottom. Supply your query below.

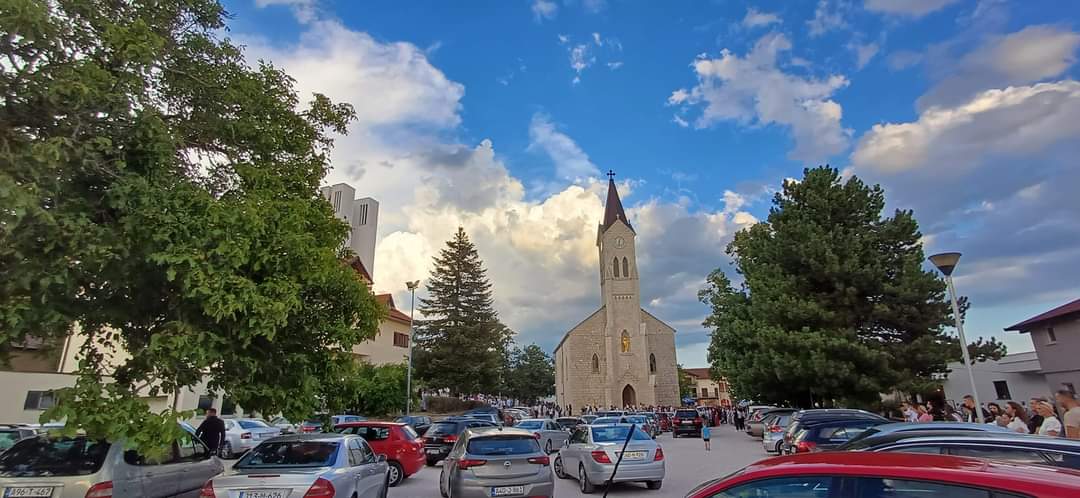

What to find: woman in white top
left=1005, top=401, right=1030, bottom=434
left=1035, top=401, right=1063, bottom=436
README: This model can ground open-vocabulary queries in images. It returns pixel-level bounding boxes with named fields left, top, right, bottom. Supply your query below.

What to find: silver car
left=554, top=424, right=664, bottom=493
left=761, top=413, right=793, bottom=453
left=202, top=434, right=389, bottom=498
left=0, top=429, right=223, bottom=498
left=513, top=419, right=569, bottom=454
left=439, top=427, right=554, bottom=498
left=221, top=418, right=281, bottom=458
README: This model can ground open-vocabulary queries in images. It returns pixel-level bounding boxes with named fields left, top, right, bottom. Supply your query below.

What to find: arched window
left=649, top=353, right=656, bottom=373
left=620, top=330, right=631, bottom=353
left=612, top=257, right=620, bottom=278
left=622, top=257, right=629, bottom=278
left=591, top=354, right=600, bottom=374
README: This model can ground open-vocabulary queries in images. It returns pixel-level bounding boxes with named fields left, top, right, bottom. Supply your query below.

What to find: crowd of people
left=900, top=389, right=1080, bottom=439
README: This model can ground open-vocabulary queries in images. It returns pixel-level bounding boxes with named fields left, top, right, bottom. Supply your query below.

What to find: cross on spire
left=607, top=169, right=616, bottom=180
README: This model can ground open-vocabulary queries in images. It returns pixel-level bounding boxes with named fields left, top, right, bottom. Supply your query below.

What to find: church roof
left=601, top=178, right=633, bottom=233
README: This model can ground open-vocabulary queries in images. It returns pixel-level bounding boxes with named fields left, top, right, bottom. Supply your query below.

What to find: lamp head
left=406, top=280, right=420, bottom=291
left=928, top=252, right=961, bottom=276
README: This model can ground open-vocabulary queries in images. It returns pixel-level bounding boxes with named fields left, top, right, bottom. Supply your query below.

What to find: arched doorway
left=622, top=384, right=637, bottom=407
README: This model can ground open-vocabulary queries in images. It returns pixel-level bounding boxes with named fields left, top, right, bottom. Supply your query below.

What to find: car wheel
left=647, top=480, right=663, bottom=490
left=775, top=441, right=783, bottom=453
left=544, top=440, right=552, bottom=453
left=579, top=464, right=595, bottom=494
left=553, top=456, right=567, bottom=479
left=387, top=461, right=404, bottom=487
left=439, top=469, right=449, bottom=498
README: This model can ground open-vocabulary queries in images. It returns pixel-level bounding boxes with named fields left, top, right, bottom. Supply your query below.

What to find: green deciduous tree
left=327, top=361, right=414, bottom=419
left=700, top=167, right=1003, bottom=407
left=0, top=0, right=380, bottom=452
left=504, top=344, right=555, bottom=404
left=677, top=365, right=696, bottom=400
left=413, top=227, right=513, bottom=395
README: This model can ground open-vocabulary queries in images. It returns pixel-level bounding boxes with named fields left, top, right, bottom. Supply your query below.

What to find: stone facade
left=555, top=179, right=679, bottom=411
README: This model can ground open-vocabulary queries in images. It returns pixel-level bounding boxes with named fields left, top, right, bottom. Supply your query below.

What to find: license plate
left=427, top=448, right=441, bottom=454
left=238, top=491, right=287, bottom=498
left=621, top=451, right=646, bottom=460
left=4, top=489, right=53, bottom=498
left=491, top=486, right=525, bottom=496
left=681, top=421, right=693, bottom=425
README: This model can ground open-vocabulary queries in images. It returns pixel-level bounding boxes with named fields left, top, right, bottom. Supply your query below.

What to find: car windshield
left=516, top=420, right=544, bottom=430
left=675, top=410, right=698, bottom=418
left=238, top=420, right=269, bottom=429
left=467, top=436, right=540, bottom=456
left=593, top=417, right=621, bottom=425
left=591, top=426, right=652, bottom=442
left=0, top=437, right=111, bottom=477
left=427, top=422, right=459, bottom=436
left=623, top=416, right=647, bottom=424
left=236, top=441, right=339, bottom=468
left=402, top=426, right=419, bottom=440
left=838, top=427, right=883, bottom=449
left=271, top=417, right=289, bottom=425
left=0, top=431, right=23, bottom=451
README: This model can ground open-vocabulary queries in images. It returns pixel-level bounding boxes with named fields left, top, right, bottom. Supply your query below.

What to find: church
left=554, top=175, right=680, bottom=410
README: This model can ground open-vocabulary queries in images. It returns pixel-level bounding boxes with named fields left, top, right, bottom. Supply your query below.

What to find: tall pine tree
left=414, top=227, right=512, bottom=394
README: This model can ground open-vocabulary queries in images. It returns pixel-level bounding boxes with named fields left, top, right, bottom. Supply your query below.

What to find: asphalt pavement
left=392, top=423, right=769, bottom=497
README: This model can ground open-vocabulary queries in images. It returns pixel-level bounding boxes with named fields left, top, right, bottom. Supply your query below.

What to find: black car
left=394, top=415, right=432, bottom=435
left=420, top=418, right=496, bottom=466
left=0, top=426, right=36, bottom=453
left=781, top=409, right=887, bottom=454
left=836, top=430, right=1080, bottom=469
left=673, top=409, right=704, bottom=437
left=786, top=418, right=885, bottom=454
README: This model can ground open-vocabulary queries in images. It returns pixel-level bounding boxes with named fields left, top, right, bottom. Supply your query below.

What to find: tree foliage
left=328, top=361, right=414, bottom=418
left=700, top=167, right=1003, bottom=407
left=677, top=365, right=696, bottom=400
left=413, top=227, right=513, bottom=395
left=503, top=344, right=555, bottom=404
left=0, top=0, right=380, bottom=451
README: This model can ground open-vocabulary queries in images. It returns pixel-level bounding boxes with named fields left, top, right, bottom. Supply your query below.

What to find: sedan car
left=555, top=424, right=664, bottom=493
left=780, top=409, right=887, bottom=454
left=336, top=422, right=425, bottom=487
left=201, top=434, right=389, bottom=498
left=439, top=427, right=554, bottom=498
left=621, top=415, right=658, bottom=438
left=0, top=428, right=222, bottom=498
left=422, top=418, right=497, bottom=466
left=221, top=418, right=281, bottom=458
left=685, top=452, right=1080, bottom=498
left=515, top=419, right=570, bottom=454
left=840, top=431, right=1080, bottom=469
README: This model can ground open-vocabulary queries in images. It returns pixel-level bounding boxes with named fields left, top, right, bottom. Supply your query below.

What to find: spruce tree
left=414, top=227, right=512, bottom=394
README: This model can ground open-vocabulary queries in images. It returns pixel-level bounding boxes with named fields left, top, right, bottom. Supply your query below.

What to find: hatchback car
left=760, top=412, right=794, bottom=454
left=336, top=422, right=425, bottom=487
left=439, top=427, right=554, bottom=498
left=672, top=409, right=704, bottom=438
left=780, top=409, right=887, bottom=454
left=684, top=451, right=1080, bottom=498
left=514, top=419, right=570, bottom=454
left=748, top=408, right=795, bottom=438
left=555, top=424, right=664, bottom=493
left=840, top=431, right=1080, bottom=469
left=220, top=418, right=281, bottom=458
left=200, top=433, right=389, bottom=498
left=786, top=418, right=885, bottom=454
left=423, top=418, right=497, bottom=466
left=0, top=429, right=223, bottom=498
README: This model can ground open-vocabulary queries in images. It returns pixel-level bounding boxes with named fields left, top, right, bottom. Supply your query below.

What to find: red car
left=335, top=421, right=425, bottom=487
left=686, top=451, right=1080, bottom=498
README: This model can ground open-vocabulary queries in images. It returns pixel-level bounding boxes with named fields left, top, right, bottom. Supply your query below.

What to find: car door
left=546, top=420, right=569, bottom=448
left=122, top=442, right=184, bottom=498
left=563, top=427, right=586, bottom=469
left=705, top=475, right=837, bottom=497
left=175, top=431, right=221, bottom=498
left=845, top=476, right=993, bottom=498
left=351, top=437, right=386, bottom=495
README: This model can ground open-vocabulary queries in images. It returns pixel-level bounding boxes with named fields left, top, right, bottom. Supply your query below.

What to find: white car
left=220, top=418, right=281, bottom=458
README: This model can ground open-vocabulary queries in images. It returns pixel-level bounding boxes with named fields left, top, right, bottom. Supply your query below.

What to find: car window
left=467, top=436, right=540, bottom=456
left=708, top=476, right=835, bottom=498
left=467, top=421, right=492, bottom=428
left=236, top=441, right=339, bottom=468
left=590, top=426, right=652, bottom=442
left=946, top=446, right=1050, bottom=465
left=850, top=477, right=990, bottom=498
left=176, top=431, right=208, bottom=462
left=516, top=420, right=544, bottom=430
left=358, top=438, right=375, bottom=463
left=879, top=444, right=944, bottom=455
left=675, top=410, right=698, bottom=418
left=427, top=422, right=459, bottom=436
left=360, top=427, right=391, bottom=441
left=401, top=426, right=419, bottom=440
left=0, top=431, right=23, bottom=451
left=238, top=420, right=269, bottom=429
left=0, top=437, right=111, bottom=477
left=347, top=439, right=365, bottom=466
left=570, top=428, right=588, bottom=444
left=124, top=441, right=178, bottom=466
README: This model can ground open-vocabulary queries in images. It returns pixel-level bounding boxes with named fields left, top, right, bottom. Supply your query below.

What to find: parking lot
left=392, top=424, right=765, bottom=497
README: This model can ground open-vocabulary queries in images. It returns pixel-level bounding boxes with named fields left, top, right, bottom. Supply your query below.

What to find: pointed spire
left=601, top=171, right=632, bottom=232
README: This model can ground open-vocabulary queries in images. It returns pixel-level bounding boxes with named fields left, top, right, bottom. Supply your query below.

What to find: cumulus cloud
left=807, top=0, right=849, bottom=37
left=528, top=113, right=600, bottom=181
left=742, top=8, right=782, bottom=29
left=532, top=0, right=558, bottom=22
left=668, top=33, right=852, bottom=162
left=255, top=0, right=317, bottom=22
left=864, top=0, right=960, bottom=18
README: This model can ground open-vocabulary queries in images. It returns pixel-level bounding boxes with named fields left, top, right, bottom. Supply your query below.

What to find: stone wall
left=645, top=311, right=680, bottom=407
left=556, top=308, right=609, bottom=410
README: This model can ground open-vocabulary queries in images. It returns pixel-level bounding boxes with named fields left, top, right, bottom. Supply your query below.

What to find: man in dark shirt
left=195, top=408, right=227, bottom=454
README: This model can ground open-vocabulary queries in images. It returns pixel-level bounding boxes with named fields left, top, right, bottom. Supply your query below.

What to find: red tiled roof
left=683, top=367, right=712, bottom=379
left=346, top=256, right=372, bottom=282
left=375, top=293, right=412, bottom=325
left=1004, top=298, right=1080, bottom=332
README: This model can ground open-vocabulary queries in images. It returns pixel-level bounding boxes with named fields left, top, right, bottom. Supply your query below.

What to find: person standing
left=1005, top=401, right=1030, bottom=434
left=961, top=395, right=989, bottom=423
left=942, top=403, right=963, bottom=422
left=1028, top=398, right=1046, bottom=434
left=1055, top=390, right=1080, bottom=440
left=1035, top=401, right=1063, bottom=437
left=196, top=408, right=226, bottom=456
left=702, top=423, right=711, bottom=451
left=901, top=402, right=918, bottom=423
left=916, top=404, right=933, bottom=423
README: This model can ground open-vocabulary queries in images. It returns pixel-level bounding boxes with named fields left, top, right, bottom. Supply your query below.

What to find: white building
left=320, top=183, right=379, bottom=279
left=940, top=351, right=1048, bottom=407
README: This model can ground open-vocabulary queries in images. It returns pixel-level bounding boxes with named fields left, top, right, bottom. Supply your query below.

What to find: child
left=702, top=423, right=711, bottom=451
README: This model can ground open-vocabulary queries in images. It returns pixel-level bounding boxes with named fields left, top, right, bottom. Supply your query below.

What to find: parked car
left=554, top=423, right=664, bottom=493
left=786, top=418, right=886, bottom=454
left=334, top=422, right=424, bottom=487
left=221, top=418, right=281, bottom=458
left=837, top=421, right=1011, bottom=450
left=640, top=413, right=661, bottom=437
left=760, top=412, right=795, bottom=454
left=595, top=411, right=625, bottom=418
left=657, top=412, right=672, bottom=433
left=422, top=418, right=497, bottom=466
left=269, top=416, right=299, bottom=434
left=591, top=416, right=622, bottom=425
left=200, top=433, right=389, bottom=498
left=685, top=451, right=1080, bottom=498
left=672, top=408, right=704, bottom=438
left=622, top=415, right=658, bottom=438
left=780, top=409, right=887, bottom=454
left=555, top=417, right=585, bottom=430
left=748, top=408, right=795, bottom=438
left=744, top=406, right=776, bottom=435
left=515, top=419, right=571, bottom=454
left=0, top=428, right=223, bottom=498
left=394, top=415, right=433, bottom=435
left=439, top=427, right=554, bottom=498
left=838, top=431, right=1080, bottom=469
left=581, top=415, right=598, bottom=425
left=0, top=425, right=37, bottom=452
left=465, top=413, right=501, bottom=425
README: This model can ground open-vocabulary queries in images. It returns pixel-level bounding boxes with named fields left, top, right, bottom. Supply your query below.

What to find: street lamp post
left=929, top=252, right=982, bottom=421
left=405, top=280, right=420, bottom=415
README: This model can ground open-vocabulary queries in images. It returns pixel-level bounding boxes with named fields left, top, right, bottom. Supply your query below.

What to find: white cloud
left=807, top=0, right=849, bottom=37
left=864, top=0, right=960, bottom=18
left=582, top=0, right=606, bottom=14
left=672, top=115, right=689, bottom=128
left=849, top=41, right=880, bottom=70
left=255, top=0, right=317, bottom=22
left=569, top=44, right=594, bottom=84
left=528, top=113, right=600, bottom=181
left=592, top=32, right=602, bottom=46
left=668, top=33, right=852, bottom=162
left=532, top=0, right=558, bottom=22
left=742, top=8, right=782, bottom=29
left=919, top=25, right=1080, bottom=109
left=886, top=50, right=923, bottom=71
left=607, top=61, right=623, bottom=70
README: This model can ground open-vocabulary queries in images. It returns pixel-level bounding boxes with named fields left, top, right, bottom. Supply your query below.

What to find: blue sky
left=226, top=0, right=1080, bottom=367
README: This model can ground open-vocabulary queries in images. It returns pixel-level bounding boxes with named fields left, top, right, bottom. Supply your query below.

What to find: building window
left=24, top=391, right=56, bottom=410
left=393, top=332, right=409, bottom=348
left=359, top=203, right=368, bottom=225
left=993, top=380, right=1011, bottom=400
left=714, top=388, right=721, bottom=398
left=1046, top=327, right=1057, bottom=344
left=718, top=381, right=727, bottom=393
left=333, top=190, right=342, bottom=211
left=221, top=397, right=237, bottom=416
left=612, top=257, right=620, bottom=278
left=591, top=354, right=600, bottom=374
left=197, top=395, right=214, bottom=412
left=620, top=331, right=631, bottom=353
left=622, top=257, right=629, bottom=278
left=649, top=354, right=656, bottom=373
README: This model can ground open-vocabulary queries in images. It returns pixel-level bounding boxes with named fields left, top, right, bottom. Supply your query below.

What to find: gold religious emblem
left=621, top=334, right=631, bottom=353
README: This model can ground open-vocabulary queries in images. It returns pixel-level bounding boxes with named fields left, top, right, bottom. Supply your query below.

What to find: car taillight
left=653, top=447, right=664, bottom=461
left=444, top=434, right=458, bottom=443
left=528, top=455, right=550, bottom=466
left=241, top=432, right=252, bottom=439
left=695, top=417, right=702, bottom=425
left=795, top=441, right=817, bottom=453
left=458, top=458, right=488, bottom=469
left=198, top=481, right=215, bottom=498
left=768, top=425, right=783, bottom=433
left=302, top=477, right=335, bottom=498
left=85, top=481, right=113, bottom=498
left=591, top=450, right=612, bottom=464
left=672, top=418, right=680, bottom=424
